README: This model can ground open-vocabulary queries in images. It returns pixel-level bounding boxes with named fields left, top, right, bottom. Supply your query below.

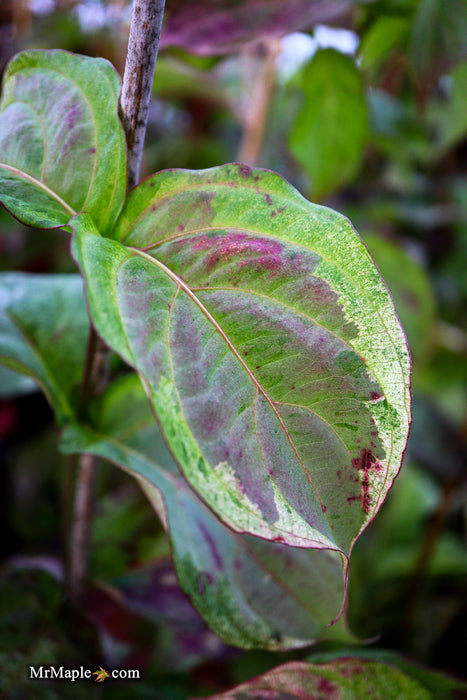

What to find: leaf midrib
left=128, top=246, right=335, bottom=537
left=0, top=163, right=76, bottom=217
left=119, top=182, right=408, bottom=400
left=118, top=179, right=410, bottom=521
left=123, top=208, right=408, bottom=486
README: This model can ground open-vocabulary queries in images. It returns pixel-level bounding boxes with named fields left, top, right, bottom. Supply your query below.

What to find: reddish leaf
left=161, top=0, right=362, bottom=55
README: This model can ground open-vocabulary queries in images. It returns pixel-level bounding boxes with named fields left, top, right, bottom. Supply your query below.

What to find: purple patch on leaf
left=317, top=677, right=337, bottom=694
left=352, top=448, right=384, bottom=514
left=238, top=164, right=252, bottom=178
left=198, top=521, right=223, bottom=570
left=66, top=104, right=80, bottom=129
left=196, top=572, right=212, bottom=595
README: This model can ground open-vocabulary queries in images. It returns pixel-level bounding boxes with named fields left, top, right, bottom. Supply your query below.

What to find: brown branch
left=66, top=326, right=110, bottom=603
left=67, top=454, right=97, bottom=602
left=403, top=478, right=456, bottom=633
left=120, top=0, right=166, bottom=189
left=66, top=0, right=166, bottom=604
left=237, top=38, right=281, bottom=166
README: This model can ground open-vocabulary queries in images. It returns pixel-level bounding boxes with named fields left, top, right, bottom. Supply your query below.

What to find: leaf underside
left=72, top=163, right=411, bottom=559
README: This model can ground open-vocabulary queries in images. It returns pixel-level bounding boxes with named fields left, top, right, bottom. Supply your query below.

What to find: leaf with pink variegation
left=71, top=163, right=411, bottom=559
left=202, top=658, right=467, bottom=699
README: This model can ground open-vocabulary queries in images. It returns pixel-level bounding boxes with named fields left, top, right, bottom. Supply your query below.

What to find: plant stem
left=237, top=39, right=280, bottom=165
left=403, top=478, right=456, bottom=633
left=66, top=326, right=109, bottom=603
left=120, top=0, right=166, bottom=189
left=66, top=0, right=166, bottom=603
left=67, top=454, right=96, bottom=601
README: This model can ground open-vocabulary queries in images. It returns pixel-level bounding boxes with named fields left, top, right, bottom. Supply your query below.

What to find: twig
left=120, top=0, right=166, bottom=189
left=67, top=454, right=96, bottom=602
left=237, top=39, right=281, bottom=165
left=403, top=478, right=456, bottom=633
left=66, top=327, right=109, bottom=602
left=66, top=0, right=166, bottom=603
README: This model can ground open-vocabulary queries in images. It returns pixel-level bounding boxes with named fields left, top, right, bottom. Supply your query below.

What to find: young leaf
left=203, top=658, right=467, bottom=699
left=359, top=16, right=411, bottom=79
left=290, top=49, right=368, bottom=200
left=160, top=0, right=361, bottom=55
left=61, top=373, right=353, bottom=649
left=0, top=50, right=126, bottom=233
left=71, top=164, right=411, bottom=558
left=0, top=273, right=89, bottom=423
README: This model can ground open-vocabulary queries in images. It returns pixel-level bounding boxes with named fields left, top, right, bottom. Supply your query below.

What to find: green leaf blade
left=0, top=50, right=126, bottom=233
left=73, top=164, right=411, bottom=556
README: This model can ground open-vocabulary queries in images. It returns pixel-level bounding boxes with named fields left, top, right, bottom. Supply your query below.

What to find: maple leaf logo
left=93, top=666, right=110, bottom=683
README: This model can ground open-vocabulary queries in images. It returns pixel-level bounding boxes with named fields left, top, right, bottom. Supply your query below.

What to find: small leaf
left=161, top=0, right=362, bottom=55
left=290, top=49, right=368, bottom=200
left=203, top=658, right=467, bottom=699
left=71, top=164, right=410, bottom=558
left=0, top=50, right=126, bottom=233
left=0, top=273, right=89, bottom=423
left=359, top=16, right=411, bottom=79
left=61, top=373, right=353, bottom=649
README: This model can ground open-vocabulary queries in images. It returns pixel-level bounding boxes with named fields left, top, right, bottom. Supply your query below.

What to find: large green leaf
left=290, top=49, right=368, bottom=200
left=203, top=657, right=467, bottom=699
left=71, top=164, right=411, bottom=559
left=0, top=50, right=126, bottom=233
left=61, top=373, right=352, bottom=649
left=0, top=273, right=89, bottom=423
